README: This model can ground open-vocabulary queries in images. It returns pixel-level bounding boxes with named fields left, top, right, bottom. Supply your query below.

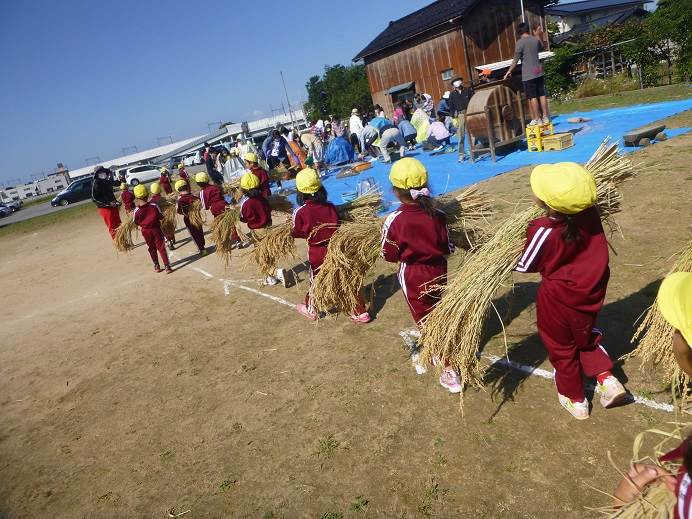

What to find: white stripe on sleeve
left=515, top=227, right=552, bottom=272
left=380, top=210, right=401, bottom=254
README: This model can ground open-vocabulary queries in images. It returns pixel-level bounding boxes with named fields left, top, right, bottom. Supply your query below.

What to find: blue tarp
left=282, top=98, right=692, bottom=212
left=324, top=136, right=355, bottom=166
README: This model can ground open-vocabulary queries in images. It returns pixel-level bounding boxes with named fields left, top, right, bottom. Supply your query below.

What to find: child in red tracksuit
left=380, top=158, right=461, bottom=394
left=195, top=171, right=244, bottom=248
left=174, top=180, right=206, bottom=256
left=159, top=168, right=173, bottom=194
left=177, top=163, right=190, bottom=189
left=291, top=167, right=371, bottom=323
left=120, top=183, right=135, bottom=213
left=515, top=162, right=626, bottom=420
left=244, top=152, right=272, bottom=198
left=132, top=184, right=173, bottom=274
left=149, top=182, right=176, bottom=250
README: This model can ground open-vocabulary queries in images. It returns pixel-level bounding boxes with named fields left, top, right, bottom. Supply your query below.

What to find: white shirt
left=349, top=115, right=364, bottom=136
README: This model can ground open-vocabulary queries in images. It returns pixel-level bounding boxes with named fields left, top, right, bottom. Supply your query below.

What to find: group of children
left=121, top=153, right=691, bottom=425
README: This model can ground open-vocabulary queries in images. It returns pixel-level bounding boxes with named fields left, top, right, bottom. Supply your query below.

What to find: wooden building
left=353, top=0, right=546, bottom=114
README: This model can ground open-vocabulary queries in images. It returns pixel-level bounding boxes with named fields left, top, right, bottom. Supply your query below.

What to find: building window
left=441, top=69, right=454, bottom=81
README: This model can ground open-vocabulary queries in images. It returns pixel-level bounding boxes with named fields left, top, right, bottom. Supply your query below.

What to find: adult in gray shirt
left=504, top=23, right=550, bottom=126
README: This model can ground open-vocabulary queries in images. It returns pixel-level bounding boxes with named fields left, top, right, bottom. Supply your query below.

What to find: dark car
left=0, top=204, right=11, bottom=218
left=50, top=178, right=93, bottom=206
left=2, top=199, right=21, bottom=212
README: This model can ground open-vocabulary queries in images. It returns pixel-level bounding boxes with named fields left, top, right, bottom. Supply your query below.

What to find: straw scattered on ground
left=114, top=213, right=137, bottom=253
left=210, top=207, right=245, bottom=268
left=628, top=238, right=692, bottom=390
left=310, top=187, right=493, bottom=315
left=419, top=139, right=636, bottom=392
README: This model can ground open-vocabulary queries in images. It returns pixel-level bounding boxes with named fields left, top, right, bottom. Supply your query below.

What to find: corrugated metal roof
left=546, top=0, right=651, bottom=16
left=353, top=0, right=478, bottom=61
left=68, top=135, right=205, bottom=179
left=553, top=7, right=642, bottom=43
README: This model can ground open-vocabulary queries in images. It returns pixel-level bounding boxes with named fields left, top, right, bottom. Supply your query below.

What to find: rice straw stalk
left=114, top=213, right=138, bottom=253
left=188, top=199, right=206, bottom=229
left=210, top=206, right=245, bottom=267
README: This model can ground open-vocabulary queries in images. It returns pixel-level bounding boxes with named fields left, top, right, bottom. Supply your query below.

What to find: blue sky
left=0, top=0, right=431, bottom=184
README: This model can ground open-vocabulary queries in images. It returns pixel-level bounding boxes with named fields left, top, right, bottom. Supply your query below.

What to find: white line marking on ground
left=192, top=267, right=214, bottom=278
left=220, top=279, right=297, bottom=309
left=223, top=280, right=232, bottom=296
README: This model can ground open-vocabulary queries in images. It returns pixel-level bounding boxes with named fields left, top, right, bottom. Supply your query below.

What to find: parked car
left=183, top=151, right=202, bottom=167
left=50, top=178, right=93, bottom=206
left=3, top=199, right=22, bottom=211
left=0, top=204, right=12, bottom=217
left=123, top=164, right=160, bottom=186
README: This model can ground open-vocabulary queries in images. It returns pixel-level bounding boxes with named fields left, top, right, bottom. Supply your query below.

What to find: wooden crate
left=542, top=132, right=574, bottom=151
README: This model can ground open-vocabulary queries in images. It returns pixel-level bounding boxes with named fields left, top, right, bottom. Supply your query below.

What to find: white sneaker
left=528, top=119, right=541, bottom=127
left=542, top=116, right=550, bottom=125
left=432, top=145, right=444, bottom=153
left=399, top=147, right=406, bottom=157
left=596, top=375, right=627, bottom=408
left=558, top=393, right=589, bottom=420
left=262, top=276, right=279, bottom=286
left=411, top=352, right=428, bottom=375
left=439, top=368, right=462, bottom=394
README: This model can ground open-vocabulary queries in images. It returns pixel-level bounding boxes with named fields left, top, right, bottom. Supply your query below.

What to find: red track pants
left=398, top=262, right=447, bottom=326
left=536, top=288, right=613, bottom=402
left=141, top=228, right=170, bottom=267
left=98, top=207, right=121, bottom=240
left=183, top=216, right=205, bottom=251
left=305, top=245, right=366, bottom=314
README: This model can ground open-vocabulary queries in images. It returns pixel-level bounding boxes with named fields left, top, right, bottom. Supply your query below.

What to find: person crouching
left=132, top=184, right=173, bottom=274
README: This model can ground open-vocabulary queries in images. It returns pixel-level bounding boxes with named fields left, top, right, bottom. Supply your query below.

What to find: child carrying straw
left=515, top=162, right=626, bottom=419
left=149, top=182, right=176, bottom=250
left=132, top=184, right=173, bottom=274
left=195, top=171, right=244, bottom=249
left=291, top=167, right=371, bottom=323
left=120, top=183, right=135, bottom=213
left=175, top=180, right=206, bottom=256
left=244, top=152, right=271, bottom=198
left=381, top=157, right=462, bottom=394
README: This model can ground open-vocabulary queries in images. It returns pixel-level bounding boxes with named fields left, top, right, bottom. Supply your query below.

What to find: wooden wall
left=363, top=0, right=545, bottom=116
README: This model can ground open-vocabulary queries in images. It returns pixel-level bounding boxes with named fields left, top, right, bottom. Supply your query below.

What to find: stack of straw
left=629, top=238, right=692, bottom=390
left=248, top=189, right=382, bottom=280
left=188, top=199, right=206, bottom=229
left=419, top=139, right=635, bottom=390
left=210, top=206, right=245, bottom=267
left=310, top=186, right=493, bottom=315
left=114, top=214, right=137, bottom=253
left=590, top=400, right=690, bottom=517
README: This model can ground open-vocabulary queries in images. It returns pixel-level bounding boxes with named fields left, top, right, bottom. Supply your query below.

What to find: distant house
left=353, top=0, right=546, bottom=115
left=546, top=0, right=652, bottom=38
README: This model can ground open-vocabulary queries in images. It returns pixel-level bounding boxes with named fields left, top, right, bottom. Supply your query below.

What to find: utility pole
left=280, top=71, right=295, bottom=126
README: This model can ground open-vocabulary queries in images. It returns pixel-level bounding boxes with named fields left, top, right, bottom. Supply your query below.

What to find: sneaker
left=439, top=368, right=462, bottom=394
left=596, top=375, right=627, bottom=408
left=296, top=303, right=318, bottom=321
left=528, top=119, right=540, bottom=127
left=167, top=242, right=175, bottom=251
left=277, top=268, right=295, bottom=288
left=411, top=352, right=428, bottom=375
left=350, top=312, right=372, bottom=324
left=399, top=147, right=406, bottom=157
left=154, top=264, right=162, bottom=273
left=199, top=249, right=208, bottom=257
left=432, top=145, right=444, bottom=153
left=262, top=276, right=279, bottom=286
left=165, top=266, right=174, bottom=274
left=558, top=393, right=589, bottom=420
left=542, top=116, right=550, bottom=125
left=457, top=155, right=466, bottom=163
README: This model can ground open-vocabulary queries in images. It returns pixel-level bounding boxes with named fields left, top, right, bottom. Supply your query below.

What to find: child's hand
left=613, top=464, right=676, bottom=504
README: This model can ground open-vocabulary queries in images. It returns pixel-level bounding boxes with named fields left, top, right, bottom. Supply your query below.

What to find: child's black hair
left=297, top=186, right=328, bottom=206
left=561, top=214, right=582, bottom=243
left=244, top=187, right=261, bottom=199
left=393, top=186, right=436, bottom=217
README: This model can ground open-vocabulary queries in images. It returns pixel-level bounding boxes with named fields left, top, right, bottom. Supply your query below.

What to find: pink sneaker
left=439, top=368, right=462, bottom=394
left=350, top=312, right=372, bottom=324
left=296, top=303, right=318, bottom=321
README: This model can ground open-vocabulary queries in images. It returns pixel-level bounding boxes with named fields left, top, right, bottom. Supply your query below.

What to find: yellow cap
left=244, top=152, right=258, bottom=163
left=195, top=172, right=210, bottom=184
left=530, top=162, right=596, bottom=215
left=295, top=168, right=321, bottom=194
left=120, top=183, right=127, bottom=191
left=657, top=272, right=692, bottom=346
left=133, top=184, right=148, bottom=199
left=159, top=167, right=168, bottom=173
left=174, top=179, right=188, bottom=192
left=389, top=157, right=428, bottom=189
left=150, top=182, right=161, bottom=195
left=240, top=172, right=260, bottom=190
left=177, top=163, right=184, bottom=169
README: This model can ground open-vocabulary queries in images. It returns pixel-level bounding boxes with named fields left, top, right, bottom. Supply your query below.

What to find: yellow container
left=526, top=125, right=543, bottom=139
left=541, top=122, right=554, bottom=136
left=527, top=135, right=543, bottom=152
left=543, top=132, right=574, bottom=151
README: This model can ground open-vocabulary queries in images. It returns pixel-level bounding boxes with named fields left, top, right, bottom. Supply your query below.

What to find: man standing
left=504, top=23, right=550, bottom=126
left=349, top=108, right=364, bottom=153
left=447, top=77, right=473, bottom=162
left=91, top=166, right=121, bottom=239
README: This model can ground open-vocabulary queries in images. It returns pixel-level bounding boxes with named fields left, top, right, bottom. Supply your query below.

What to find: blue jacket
left=370, top=117, right=393, bottom=133
left=398, top=119, right=417, bottom=137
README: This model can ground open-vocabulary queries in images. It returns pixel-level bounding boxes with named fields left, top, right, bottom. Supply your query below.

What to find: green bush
left=572, top=73, right=640, bottom=99
left=544, top=45, right=582, bottom=96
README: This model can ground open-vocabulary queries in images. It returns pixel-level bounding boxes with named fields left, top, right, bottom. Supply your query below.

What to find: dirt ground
left=1, top=115, right=691, bottom=518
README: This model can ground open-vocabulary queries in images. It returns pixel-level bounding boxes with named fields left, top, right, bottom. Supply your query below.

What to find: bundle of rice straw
left=248, top=189, right=382, bottom=279
left=153, top=198, right=177, bottom=238
left=629, top=238, right=692, bottom=390
left=419, top=138, right=635, bottom=391
left=210, top=206, right=245, bottom=267
left=188, top=199, right=206, bottom=229
left=310, top=186, right=493, bottom=314
left=223, top=180, right=242, bottom=202
left=589, top=400, right=691, bottom=517
left=114, top=213, right=137, bottom=253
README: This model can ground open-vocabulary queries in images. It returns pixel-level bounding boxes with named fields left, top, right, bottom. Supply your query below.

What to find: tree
left=304, top=64, right=373, bottom=121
